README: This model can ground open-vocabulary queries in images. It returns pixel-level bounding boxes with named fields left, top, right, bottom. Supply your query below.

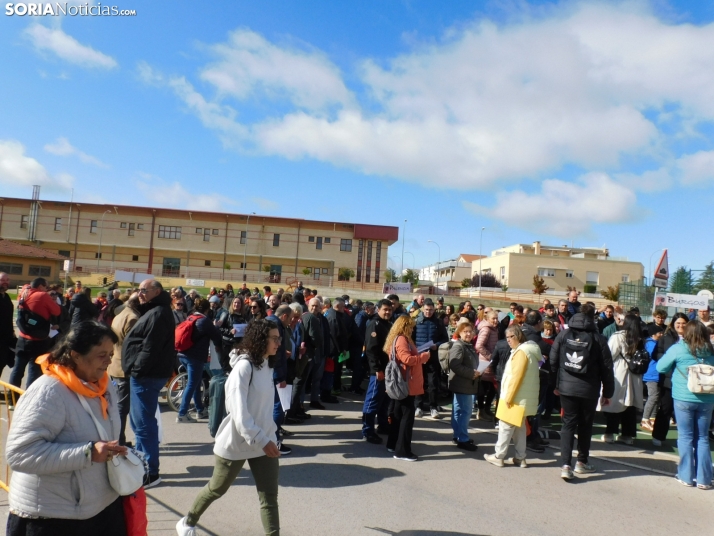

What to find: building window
left=20, top=215, right=28, bottom=229
left=537, top=268, right=555, bottom=277
left=273, top=234, right=280, bottom=247
left=58, top=250, right=70, bottom=257
left=313, top=267, right=320, bottom=280
left=205, top=260, right=211, bottom=266
left=196, top=228, right=202, bottom=234
left=90, top=220, right=98, bottom=234
left=340, top=239, right=352, bottom=252
left=324, top=237, right=331, bottom=244
left=316, top=237, right=323, bottom=250
left=203, top=229, right=210, bottom=242
left=500, top=266, right=506, bottom=281
left=28, top=265, right=51, bottom=277
left=158, top=225, right=181, bottom=239
left=565, top=270, right=574, bottom=278
left=212, top=229, right=219, bottom=236
left=239, top=262, right=245, bottom=269
left=366, top=240, right=373, bottom=283
left=322, top=268, right=328, bottom=274
left=308, top=236, right=315, bottom=242
left=586, top=271, right=599, bottom=285
left=356, top=240, right=363, bottom=281
left=622, top=274, right=630, bottom=283
left=120, top=222, right=127, bottom=229
left=128, top=223, right=135, bottom=236
left=94, top=252, right=103, bottom=259
left=374, top=241, right=381, bottom=283
left=0, top=262, right=22, bottom=275
left=240, top=231, right=246, bottom=245
left=137, top=224, right=144, bottom=230
left=54, top=217, right=62, bottom=231
left=132, top=255, right=139, bottom=261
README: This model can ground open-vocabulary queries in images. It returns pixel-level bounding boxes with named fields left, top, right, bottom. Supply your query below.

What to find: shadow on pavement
left=279, top=462, right=404, bottom=488
left=367, top=528, right=490, bottom=536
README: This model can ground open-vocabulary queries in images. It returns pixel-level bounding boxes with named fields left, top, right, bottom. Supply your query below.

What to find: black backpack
left=624, top=347, right=651, bottom=375
left=560, top=329, right=594, bottom=375
left=16, top=293, right=51, bottom=339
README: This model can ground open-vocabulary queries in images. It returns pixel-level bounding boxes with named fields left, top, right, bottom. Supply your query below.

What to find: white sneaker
left=616, top=434, right=634, bottom=446
left=415, top=408, right=424, bottom=418
left=192, top=408, right=209, bottom=420
left=652, top=438, right=663, bottom=447
left=176, top=516, right=198, bottom=536
left=176, top=414, right=196, bottom=423
left=602, top=433, right=614, bottom=444
left=430, top=408, right=441, bottom=420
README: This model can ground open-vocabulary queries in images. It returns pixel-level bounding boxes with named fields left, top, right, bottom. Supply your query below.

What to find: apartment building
left=472, top=241, right=644, bottom=292
left=0, top=196, right=398, bottom=285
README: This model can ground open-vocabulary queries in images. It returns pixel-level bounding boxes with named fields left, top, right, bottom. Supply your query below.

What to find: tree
left=461, top=278, right=472, bottom=288
left=224, top=263, right=231, bottom=270
left=470, top=272, right=502, bottom=288
left=384, top=268, right=397, bottom=283
left=337, top=267, right=355, bottom=281
left=694, top=261, right=714, bottom=293
left=600, top=284, right=619, bottom=301
left=532, top=275, right=549, bottom=295
left=401, top=268, right=419, bottom=286
left=566, top=285, right=578, bottom=293
left=302, top=267, right=312, bottom=276
left=263, top=265, right=271, bottom=272
left=669, top=266, right=693, bottom=294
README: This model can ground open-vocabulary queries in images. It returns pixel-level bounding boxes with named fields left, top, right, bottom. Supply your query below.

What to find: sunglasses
left=175, top=303, right=185, bottom=307
left=250, top=305, right=260, bottom=309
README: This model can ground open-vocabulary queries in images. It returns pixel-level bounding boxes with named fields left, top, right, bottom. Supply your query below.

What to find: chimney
left=533, top=241, right=541, bottom=255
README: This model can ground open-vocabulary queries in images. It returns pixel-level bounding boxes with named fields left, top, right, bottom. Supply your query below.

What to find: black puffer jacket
left=69, top=292, right=98, bottom=325
left=549, top=313, right=614, bottom=399
left=448, top=340, right=478, bottom=395
left=122, top=290, right=176, bottom=379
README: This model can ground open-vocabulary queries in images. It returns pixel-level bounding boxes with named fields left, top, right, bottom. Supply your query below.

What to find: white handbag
left=678, top=360, right=714, bottom=395
left=77, top=394, right=146, bottom=495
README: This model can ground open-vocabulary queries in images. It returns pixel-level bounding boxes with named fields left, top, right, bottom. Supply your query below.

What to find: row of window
left=535, top=268, right=628, bottom=284
left=0, top=263, right=50, bottom=277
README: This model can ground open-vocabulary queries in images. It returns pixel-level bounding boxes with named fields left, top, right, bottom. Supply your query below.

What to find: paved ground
left=1, top=382, right=712, bottom=536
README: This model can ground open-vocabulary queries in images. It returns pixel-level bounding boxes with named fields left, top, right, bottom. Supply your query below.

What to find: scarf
left=36, top=353, right=109, bottom=419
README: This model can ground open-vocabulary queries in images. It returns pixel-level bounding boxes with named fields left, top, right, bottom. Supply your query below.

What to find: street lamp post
left=404, top=251, right=415, bottom=269
left=401, top=219, right=407, bottom=275
left=242, top=212, right=256, bottom=282
left=427, top=239, right=440, bottom=288
left=479, top=227, right=485, bottom=297
left=96, top=209, right=111, bottom=272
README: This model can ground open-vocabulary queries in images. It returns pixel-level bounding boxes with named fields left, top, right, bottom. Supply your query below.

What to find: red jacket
left=18, top=288, right=61, bottom=340
left=394, top=336, right=429, bottom=396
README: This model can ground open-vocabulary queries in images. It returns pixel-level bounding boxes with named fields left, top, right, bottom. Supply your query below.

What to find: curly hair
left=238, top=319, right=277, bottom=369
left=47, top=321, right=118, bottom=368
left=383, top=315, right=416, bottom=354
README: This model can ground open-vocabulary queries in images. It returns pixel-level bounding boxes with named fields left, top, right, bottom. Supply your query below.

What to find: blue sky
left=1, top=0, right=714, bottom=280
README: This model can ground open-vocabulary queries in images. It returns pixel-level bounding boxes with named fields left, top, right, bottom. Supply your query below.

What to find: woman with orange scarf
left=5, top=321, right=129, bottom=536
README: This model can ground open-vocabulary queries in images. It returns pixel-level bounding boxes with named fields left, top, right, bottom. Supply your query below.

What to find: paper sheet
left=233, top=324, right=246, bottom=337
left=416, top=341, right=434, bottom=353
left=49, top=329, right=59, bottom=338
left=277, top=385, right=293, bottom=412
left=209, top=342, right=222, bottom=371
left=476, top=360, right=492, bottom=374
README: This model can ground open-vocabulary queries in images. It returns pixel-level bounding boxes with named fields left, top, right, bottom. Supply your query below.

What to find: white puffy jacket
left=6, top=374, right=120, bottom=519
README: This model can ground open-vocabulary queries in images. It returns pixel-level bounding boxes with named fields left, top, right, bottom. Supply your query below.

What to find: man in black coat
left=361, top=299, right=393, bottom=443
left=0, top=272, right=17, bottom=378
left=122, top=279, right=175, bottom=487
left=325, top=298, right=348, bottom=394
left=549, top=303, right=614, bottom=480
left=302, top=298, right=326, bottom=409
left=412, top=299, right=449, bottom=419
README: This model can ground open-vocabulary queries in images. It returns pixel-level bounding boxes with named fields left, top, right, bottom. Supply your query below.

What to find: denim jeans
left=129, top=376, right=167, bottom=476
left=362, top=375, right=389, bottom=436
left=178, top=355, right=205, bottom=417
left=451, top=393, right=474, bottom=443
left=10, top=337, right=51, bottom=390
left=673, top=399, right=714, bottom=486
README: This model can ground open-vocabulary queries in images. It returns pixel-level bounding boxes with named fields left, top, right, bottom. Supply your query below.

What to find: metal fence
left=0, top=381, right=24, bottom=492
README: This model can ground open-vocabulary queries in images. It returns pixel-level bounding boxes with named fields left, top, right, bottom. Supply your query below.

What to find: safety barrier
left=0, top=381, right=25, bottom=492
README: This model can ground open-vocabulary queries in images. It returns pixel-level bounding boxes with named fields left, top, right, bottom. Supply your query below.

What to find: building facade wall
left=0, top=254, right=61, bottom=285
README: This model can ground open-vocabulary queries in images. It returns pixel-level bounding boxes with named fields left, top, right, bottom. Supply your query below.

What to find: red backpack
left=175, top=314, right=202, bottom=352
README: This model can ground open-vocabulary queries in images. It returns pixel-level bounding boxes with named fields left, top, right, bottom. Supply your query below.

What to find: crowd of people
left=1, top=271, right=713, bottom=536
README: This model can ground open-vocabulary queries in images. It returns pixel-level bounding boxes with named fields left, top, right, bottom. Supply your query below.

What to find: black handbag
left=624, top=348, right=650, bottom=375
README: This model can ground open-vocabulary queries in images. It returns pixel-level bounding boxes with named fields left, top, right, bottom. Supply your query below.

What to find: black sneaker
left=278, top=442, right=292, bottom=455
left=321, top=396, right=339, bottom=404
left=376, top=425, right=391, bottom=435
left=394, top=453, right=418, bottom=462
left=363, top=434, right=383, bottom=444
left=526, top=442, right=545, bottom=453
left=309, top=401, right=326, bottom=410
left=456, top=441, right=478, bottom=452
left=284, top=416, right=304, bottom=425
left=296, top=412, right=312, bottom=420
left=144, top=473, right=161, bottom=489
left=278, top=427, right=293, bottom=437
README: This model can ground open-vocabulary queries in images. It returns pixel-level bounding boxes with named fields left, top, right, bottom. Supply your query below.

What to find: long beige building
left=0, top=196, right=398, bottom=287
left=473, top=241, right=644, bottom=292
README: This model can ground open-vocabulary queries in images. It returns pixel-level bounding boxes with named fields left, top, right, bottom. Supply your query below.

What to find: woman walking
left=384, top=315, right=430, bottom=462
left=475, top=311, right=499, bottom=421
left=176, top=319, right=282, bottom=535
left=448, top=321, right=480, bottom=451
left=656, top=321, right=714, bottom=489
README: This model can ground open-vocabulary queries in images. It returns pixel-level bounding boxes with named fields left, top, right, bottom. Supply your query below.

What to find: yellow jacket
left=500, top=341, right=541, bottom=416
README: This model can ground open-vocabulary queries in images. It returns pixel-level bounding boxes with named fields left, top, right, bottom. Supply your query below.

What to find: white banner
left=382, top=282, right=412, bottom=294
left=114, top=270, right=154, bottom=284
left=661, top=292, right=709, bottom=310
left=186, top=278, right=205, bottom=287
left=63, top=259, right=72, bottom=271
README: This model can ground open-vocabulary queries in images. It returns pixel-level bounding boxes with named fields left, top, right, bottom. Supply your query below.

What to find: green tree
left=694, top=261, right=714, bottom=293
left=669, top=266, right=693, bottom=294
left=384, top=268, right=397, bottom=282
left=461, top=278, right=472, bottom=288
left=600, top=285, right=619, bottom=301
left=338, top=267, right=355, bottom=281
left=401, top=269, right=419, bottom=286
left=302, top=267, right=312, bottom=276
left=532, top=275, right=549, bottom=295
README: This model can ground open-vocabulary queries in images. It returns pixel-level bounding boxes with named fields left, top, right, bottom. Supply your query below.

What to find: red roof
left=0, top=239, right=68, bottom=261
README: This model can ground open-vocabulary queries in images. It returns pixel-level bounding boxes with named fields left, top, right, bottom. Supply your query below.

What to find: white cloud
left=135, top=178, right=226, bottom=212
left=0, top=139, right=74, bottom=189
left=464, top=173, right=640, bottom=236
left=44, top=137, right=108, bottom=167
left=675, top=150, right=714, bottom=184
left=200, top=29, right=352, bottom=111
left=250, top=197, right=278, bottom=211
left=25, top=24, right=117, bottom=69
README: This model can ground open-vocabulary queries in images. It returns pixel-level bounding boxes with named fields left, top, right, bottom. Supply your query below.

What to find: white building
left=418, top=253, right=483, bottom=291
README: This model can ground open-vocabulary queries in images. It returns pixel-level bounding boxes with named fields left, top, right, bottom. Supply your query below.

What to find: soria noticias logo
left=5, top=3, right=137, bottom=16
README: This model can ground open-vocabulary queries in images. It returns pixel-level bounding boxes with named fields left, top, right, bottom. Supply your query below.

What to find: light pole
left=242, top=212, right=256, bottom=282
left=96, top=209, right=111, bottom=272
left=427, top=240, right=440, bottom=286
left=648, top=248, right=664, bottom=286
left=479, top=226, right=485, bottom=297
left=404, top=251, right=415, bottom=269
left=401, top=219, right=407, bottom=275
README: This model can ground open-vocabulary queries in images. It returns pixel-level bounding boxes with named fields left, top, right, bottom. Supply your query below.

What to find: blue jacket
left=656, top=341, right=714, bottom=404
left=178, top=314, right=223, bottom=362
left=266, top=314, right=287, bottom=383
left=643, top=338, right=660, bottom=382
left=412, top=312, right=448, bottom=361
